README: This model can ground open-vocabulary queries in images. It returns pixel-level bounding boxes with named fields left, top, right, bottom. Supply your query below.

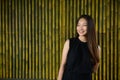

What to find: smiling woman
left=57, top=15, right=101, bottom=80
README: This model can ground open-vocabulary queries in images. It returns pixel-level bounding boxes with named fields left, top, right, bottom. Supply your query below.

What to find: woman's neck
left=78, top=36, right=87, bottom=42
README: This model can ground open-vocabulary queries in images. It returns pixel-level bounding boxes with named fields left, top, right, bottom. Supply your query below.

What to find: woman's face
left=77, top=18, right=87, bottom=36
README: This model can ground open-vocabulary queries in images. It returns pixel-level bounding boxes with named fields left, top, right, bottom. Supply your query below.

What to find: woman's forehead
left=78, top=18, right=87, bottom=24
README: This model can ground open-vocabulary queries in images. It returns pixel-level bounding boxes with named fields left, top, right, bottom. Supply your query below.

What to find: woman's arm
left=57, top=39, right=70, bottom=80
left=92, top=46, right=101, bottom=73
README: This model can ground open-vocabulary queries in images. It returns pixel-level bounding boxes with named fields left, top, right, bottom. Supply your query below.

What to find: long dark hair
left=76, top=15, right=100, bottom=63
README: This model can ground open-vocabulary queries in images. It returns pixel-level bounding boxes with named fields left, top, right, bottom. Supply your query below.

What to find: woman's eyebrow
left=77, top=24, right=87, bottom=25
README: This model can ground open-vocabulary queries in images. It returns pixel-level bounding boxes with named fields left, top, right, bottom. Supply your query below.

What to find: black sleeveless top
left=62, top=37, right=94, bottom=80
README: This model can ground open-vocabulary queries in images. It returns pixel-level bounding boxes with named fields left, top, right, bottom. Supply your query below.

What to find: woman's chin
left=78, top=33, right=86, bottom=36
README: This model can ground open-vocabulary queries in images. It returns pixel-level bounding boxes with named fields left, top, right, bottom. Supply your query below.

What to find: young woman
left=57, top=15, right=101, bottom=80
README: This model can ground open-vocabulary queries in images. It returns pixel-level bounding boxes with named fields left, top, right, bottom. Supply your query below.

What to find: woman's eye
left=83, top=24, right=87, bottom=26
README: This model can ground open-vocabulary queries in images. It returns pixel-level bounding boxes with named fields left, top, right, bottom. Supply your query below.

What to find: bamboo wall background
left=0, top=0, right=120, bottom=80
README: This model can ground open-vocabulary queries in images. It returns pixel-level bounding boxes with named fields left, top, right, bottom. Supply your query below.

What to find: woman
left=57, top=15, right=101, bottom=80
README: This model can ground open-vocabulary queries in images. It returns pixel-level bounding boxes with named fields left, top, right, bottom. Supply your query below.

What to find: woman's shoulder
left=64, top=37, right=76, bottom=43
left=69, top=37, right=77, bottom=41
left=66, top=37, right=77, bottom=48
left=64, top=37, right=75, bottom=45
left=64, top=38, right=75, bottom=46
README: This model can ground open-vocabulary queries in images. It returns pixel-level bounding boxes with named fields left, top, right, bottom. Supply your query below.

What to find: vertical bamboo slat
left=118, top=1, right=120, bottom=80
left=0, top=0, right=2, bottom=78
